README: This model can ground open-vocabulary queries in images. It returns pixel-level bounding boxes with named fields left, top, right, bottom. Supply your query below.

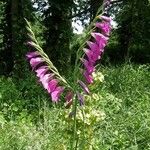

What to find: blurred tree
left=90, top=0, right=103, bottom=20
left=0, top=0, right=34, bottom=76
left=116, top=0, right=150, bottom=62
left=39, top=0, right=73, bottom=73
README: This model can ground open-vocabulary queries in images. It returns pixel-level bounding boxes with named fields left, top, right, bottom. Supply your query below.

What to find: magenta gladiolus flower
left=35, top=66, right=49, bottom=78
left=83, top=71, right=93, bottom=84
left=81, top=58, right=95, bottom=74
left=51, top=86, right=64, bottom=102
left=47, top=79, right=58, bottom=93
left=29, top=57, right=44, bottom=69
left=83, top=48, right=100, bottom=63
left=76, top=91, right=84, bottom=106
left=95, top=22, right=111, bottom=36
left=100, top=15, right=111, bottom=22
left=65, top=91, right=74, bottom=108
left=65, top=91, right=74, bottom=102
left=39, top=73, right=54, bottom=90
left=87, top=41, right=99, bottom=51
left=91, top=33, right=108, bottom=49
left=26, top=51, right=39, bottom=59
left=78, top=80, right=90, bottom=94
left=26, top=8, right=112, bottom=105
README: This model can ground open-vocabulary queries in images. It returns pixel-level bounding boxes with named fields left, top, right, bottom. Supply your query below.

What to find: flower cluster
left=25, top=4, right=112, bottom=106
left=26, top=51, right=64, bottom=102
left=84, top=15, right=111, bottom=83
left=78, top=15, right=111, bottom=101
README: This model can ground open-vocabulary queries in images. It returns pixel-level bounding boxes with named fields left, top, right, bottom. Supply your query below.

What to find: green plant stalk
left=71, top=93, right=78, bottom=150
left=70, top=4, right=103, bottom=150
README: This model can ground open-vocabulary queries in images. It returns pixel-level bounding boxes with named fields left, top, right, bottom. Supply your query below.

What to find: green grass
left=0, top=64, right=150, bottom=150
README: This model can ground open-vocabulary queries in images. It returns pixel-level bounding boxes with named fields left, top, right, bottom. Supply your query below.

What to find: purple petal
left=87, top=41, right=99, bottom=52
left=51, top=86, right=64, bottom=102
left=30, top=57, right=44, bottom=69
left=83, top=71, right=93, bottom=84
left=40, top=73, right=54, bottom=90
left=91, top=33, right=108, bottom=49
left=26, top=51, right=39, bottom=59
left=47, top=79, right=58, bottom=93
left=95, top=22, right=111, bottom=36
left=83, top=48, right=101, bottom=62
left=35, top=66, right=49, bottom=78
left=81, top=58, right=95, bottom=74
left=78, top=80, right=90, bottom=94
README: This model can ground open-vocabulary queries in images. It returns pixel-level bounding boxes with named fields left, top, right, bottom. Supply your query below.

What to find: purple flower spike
left=77, top=91, right=84, bottom=106
left=78, top=80, right=90, bottom=94
left=51, top=86, right=64, bottom=102
left=26, top=50, right=65, bottom=103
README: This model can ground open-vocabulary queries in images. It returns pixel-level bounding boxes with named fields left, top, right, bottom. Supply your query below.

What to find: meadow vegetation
left=0, top=64, right=149, bottom=150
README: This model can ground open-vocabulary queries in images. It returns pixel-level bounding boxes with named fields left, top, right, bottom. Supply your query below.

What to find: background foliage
left=0, top=0, right=150, bottom=149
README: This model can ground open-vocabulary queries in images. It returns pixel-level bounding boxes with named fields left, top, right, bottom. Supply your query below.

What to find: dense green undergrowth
left=0, top=64, right=150, bottom=150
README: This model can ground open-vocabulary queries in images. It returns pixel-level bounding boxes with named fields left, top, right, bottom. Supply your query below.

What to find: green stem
left=70, top=5, right=103, bottom=150
left=71, top=93, right=78, bottom=150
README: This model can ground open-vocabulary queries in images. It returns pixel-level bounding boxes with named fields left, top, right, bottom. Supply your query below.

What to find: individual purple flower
left=81, top=58, right=95, bottom=74
left=83, top=71, right=93, bottom=84
left=65, top=91, right=74, bottom=108
left=78, top=80, right=90, bottom=94
left=91, top=32, right=109, bottom=49
left=87, top=41, right=99, bottom=52
left=35, top=66, right=49, bottom=78
left=83, top=48, right=100, bottom=63
left=76, top=91, right=84, bottom=106
left=47, top=79, right=58, bottom=93
left=39, top=73, right=54, bottom=90
left=26, top=51, right=39, bottom=59
left=65, top=91, right=74, bottom=102
left=100, top=15, right=111, bottom=22
left=29, top=57, right=44, bottom=69
left=86, top=42, right=102, bottom=60
left=95, top=22, right=111, bottom=36
left=51, top=86, right=64, bottom=102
